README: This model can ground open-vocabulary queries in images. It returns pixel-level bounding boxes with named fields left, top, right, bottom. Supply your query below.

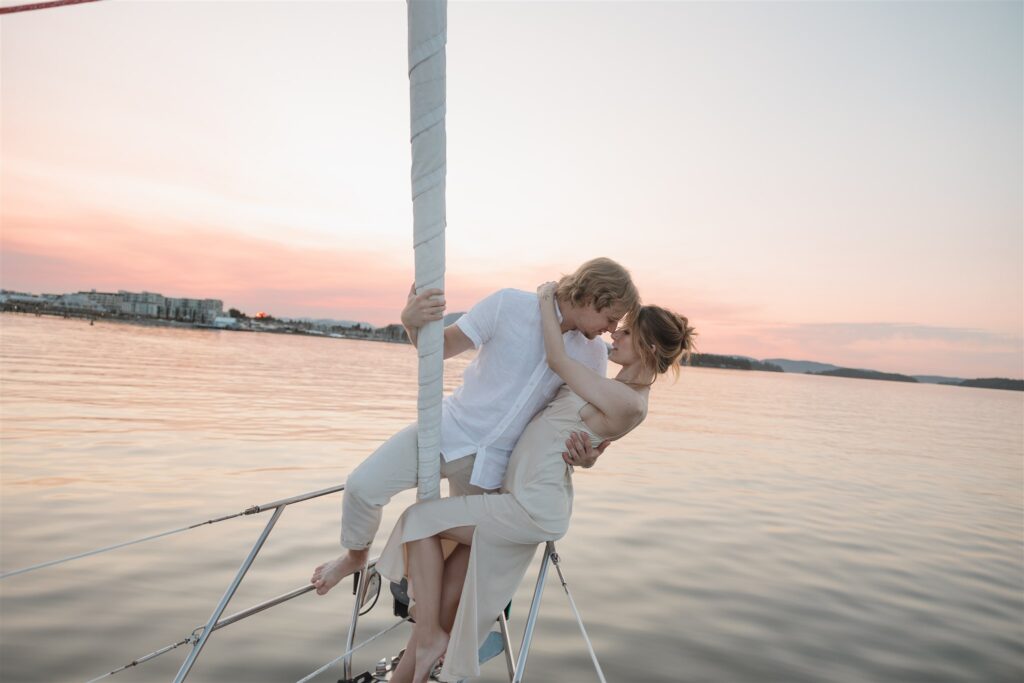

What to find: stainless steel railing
left=5, top=483, right=606, bottom=683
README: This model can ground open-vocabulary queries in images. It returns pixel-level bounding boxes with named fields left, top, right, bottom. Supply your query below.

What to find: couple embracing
left=311, top=258, right=694, bottom=682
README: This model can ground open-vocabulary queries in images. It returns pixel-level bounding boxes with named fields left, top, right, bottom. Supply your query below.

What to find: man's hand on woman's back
left=562, top=432, right=610, bottom=469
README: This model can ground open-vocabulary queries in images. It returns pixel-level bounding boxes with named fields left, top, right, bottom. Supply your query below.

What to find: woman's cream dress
left=377, top=385, right=632, bottom=681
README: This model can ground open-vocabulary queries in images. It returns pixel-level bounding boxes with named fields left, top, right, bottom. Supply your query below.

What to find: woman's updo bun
left=632, top=305, right=696, bottom=380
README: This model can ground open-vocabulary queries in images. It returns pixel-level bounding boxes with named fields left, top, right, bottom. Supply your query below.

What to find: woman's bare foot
left=390, top=639, right=416, bottom=683
left=310, top=550, right=367, bottom=596
left=413, top=629, right=449, bottom=683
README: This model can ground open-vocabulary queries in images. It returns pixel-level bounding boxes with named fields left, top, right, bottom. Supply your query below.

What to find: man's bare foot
left=310, top=551, right=367, bottom=596
left=414, top=630, right=449, bottom=683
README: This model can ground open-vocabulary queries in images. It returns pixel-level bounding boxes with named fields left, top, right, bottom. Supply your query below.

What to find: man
left=311, top=257, right=639, bottom=595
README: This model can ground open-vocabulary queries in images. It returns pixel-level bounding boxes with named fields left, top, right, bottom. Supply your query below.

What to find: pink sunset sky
left=1, top=1, right=1021, bottom=379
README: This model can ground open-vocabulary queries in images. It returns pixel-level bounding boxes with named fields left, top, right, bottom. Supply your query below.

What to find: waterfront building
left=3, top=288, right=223, bottom=324
left=161, top=297, right=223, bottom=324
left=76, top=290, right=123, bottom=313
left=119, top=290, right=163, bottom=317
left=0, top=291, right=49, bottom=307
left=380, top=323, right=408, bottom=342
left=57, top=293, right=106, bottom=312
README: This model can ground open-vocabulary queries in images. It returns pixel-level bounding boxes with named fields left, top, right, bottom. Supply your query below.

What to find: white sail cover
left=408, top=0, right=446, bottom=500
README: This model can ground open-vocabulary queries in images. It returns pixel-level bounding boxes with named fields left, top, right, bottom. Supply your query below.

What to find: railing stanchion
left=551, top=551, right=608, bottom=683
left=512, top=541, right=554, bottom=683
left=173, top=506, right=285, bottom=683
left=342, top=560, right=369, bottom=681
left=498, top=610, right=517, bottom=681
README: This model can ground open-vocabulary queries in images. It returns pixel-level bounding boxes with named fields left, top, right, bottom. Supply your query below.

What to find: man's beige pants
left=341, top=423, right=494, bottom=550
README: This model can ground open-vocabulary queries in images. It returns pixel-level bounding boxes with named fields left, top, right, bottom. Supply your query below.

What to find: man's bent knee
left=344, top=466, right=377, bottom=506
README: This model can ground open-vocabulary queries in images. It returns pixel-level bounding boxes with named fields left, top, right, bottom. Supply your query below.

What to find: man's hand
left=401, top=284, right=446, bottom=330
left=562, top=432, right=610, bottom=469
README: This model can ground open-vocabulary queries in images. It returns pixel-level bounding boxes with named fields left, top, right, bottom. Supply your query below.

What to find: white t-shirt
left=441, top=288, right=609, bottom=489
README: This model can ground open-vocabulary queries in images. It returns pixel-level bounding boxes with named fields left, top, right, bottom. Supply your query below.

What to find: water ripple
left=1, top=314, right=1021, bottom=682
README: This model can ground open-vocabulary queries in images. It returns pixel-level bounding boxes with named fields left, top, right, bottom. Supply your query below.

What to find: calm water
left=1, top=314, right=1021, bottom=683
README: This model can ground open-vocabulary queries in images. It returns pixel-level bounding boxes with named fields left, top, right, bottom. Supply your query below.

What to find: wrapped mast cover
left=408, top=0, right=446, bottom=500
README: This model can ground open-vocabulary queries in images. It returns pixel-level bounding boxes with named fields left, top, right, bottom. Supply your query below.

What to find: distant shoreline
left=4, top=309, right=1020, bottom=391
left=689, top=352, right=1022, bottom=392
left=0, top=308, right=411, bottom=345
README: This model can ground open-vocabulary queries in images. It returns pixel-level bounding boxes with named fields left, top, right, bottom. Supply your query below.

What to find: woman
left=376, top=282, right=695, bottom=683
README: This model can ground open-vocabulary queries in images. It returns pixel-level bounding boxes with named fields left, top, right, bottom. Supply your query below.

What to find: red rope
left=0, top=0, right=103, bottom=15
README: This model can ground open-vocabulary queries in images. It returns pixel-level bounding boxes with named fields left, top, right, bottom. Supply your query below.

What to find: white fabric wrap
left=408, top=0, right=446, bottom=501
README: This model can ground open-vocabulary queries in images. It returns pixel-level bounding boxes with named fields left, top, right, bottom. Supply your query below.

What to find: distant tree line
left=958, top=378, right=1024, bottom=391
left=813, top=368, right=918, bottom=383
left=689, top=354, right=783, bottom=372
left=684, top=358, right=1023, bottom=392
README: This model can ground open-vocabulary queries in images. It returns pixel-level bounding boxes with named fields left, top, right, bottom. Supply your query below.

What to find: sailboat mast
left=407, top=0, right=447, bottom=500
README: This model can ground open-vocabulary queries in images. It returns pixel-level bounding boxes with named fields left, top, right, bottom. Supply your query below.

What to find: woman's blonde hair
left=555, top=257, right=640, bottom=316
left=631, top=305, right=697, bottom=381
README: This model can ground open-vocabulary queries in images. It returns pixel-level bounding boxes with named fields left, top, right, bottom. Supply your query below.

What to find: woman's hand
left=536, top=281, right=557, bottom=301
left=401, top=283, right=446, bottom=330
left=537, top=280, right=567, bottom=372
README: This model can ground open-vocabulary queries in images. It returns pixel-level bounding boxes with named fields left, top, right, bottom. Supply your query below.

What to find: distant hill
left=443, top=312, right=464, bottom=326
left=765, top=359, right=839, bottom=374
left=958, top=378, right=1024, bottom=392
left=913, top=375, right=966, bottom=385
left=765, top=359, right=1023, bottom=391
left=814, top=368, right=918, bottom=383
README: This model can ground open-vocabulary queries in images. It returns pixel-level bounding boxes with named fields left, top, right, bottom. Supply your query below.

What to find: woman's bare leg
left=406, top=526, right=474, bottom=682
left=393, top=545, right=462, bottom=683
left=440, top=543, right=471, bottom=633
left=389, top=630, right=417, bottom=683
left=406, top=535, right=448, bottom=683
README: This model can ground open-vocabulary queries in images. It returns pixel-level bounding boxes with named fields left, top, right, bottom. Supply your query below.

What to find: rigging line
left=295, top=618, right=407, bottom=683
left=1, top=483, right=346, bottom=579
left=1, top=513, right=243, bottom=579
left=551, top=553, right=608, bottom=683
left=85, top=581, right=380, bottom=682
left=87, top=589, right=309, bottom=681
left=0, top=0, right=103, bottom=15
left=83, top=593, right=299, bottom=681
left=84, top=637, right=192, bottom=683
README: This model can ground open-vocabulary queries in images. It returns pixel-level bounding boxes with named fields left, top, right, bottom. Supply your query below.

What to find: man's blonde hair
left=556, top=257, right=640, bottom=316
